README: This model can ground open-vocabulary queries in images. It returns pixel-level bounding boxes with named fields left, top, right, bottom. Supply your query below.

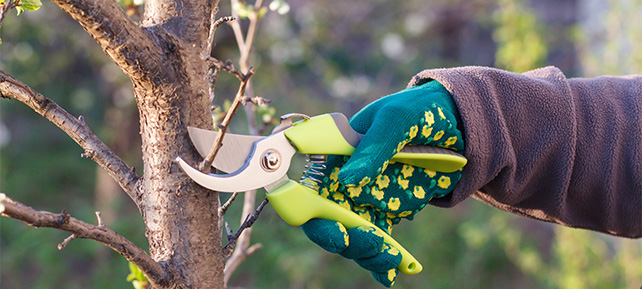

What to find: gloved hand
left=301, top=80, right=465, bottom=287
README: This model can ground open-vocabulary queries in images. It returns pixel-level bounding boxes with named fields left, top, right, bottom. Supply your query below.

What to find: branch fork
left=0, top=195, right=166, bottom=286
left=223, top=197, right=269, bottom=255
left=58, top=211, right=105, bottom=250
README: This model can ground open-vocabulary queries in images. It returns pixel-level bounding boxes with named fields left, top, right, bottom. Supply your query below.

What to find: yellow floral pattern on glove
left=338, top=223, right=349, bottom=247
left=387, top=198, right=401, bottom=211
left=425, top=111, right=435, bottom=126
left=422, top=125, right=433, bottom=138
left=347, top=186, right=362, bottom=198
left=413, top=186, right=426, bottom=199
left=433, top=130, right=444, bottom=141
left=437, top=176, right=451, bottom=189
left=408, top=125, right=418, bottom=139
left=376, top=175, right=390, bottom=189
left=401, top=165, right=414, bottom=178
left=371, top=188, right=384, bottom=200
left=443, top=137, right=456, bottom=148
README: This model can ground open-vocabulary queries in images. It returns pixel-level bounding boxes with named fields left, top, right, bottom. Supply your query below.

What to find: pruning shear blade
left=176, top=131, right=296, bottom=192
left=187, top=127, right=264, bottom=173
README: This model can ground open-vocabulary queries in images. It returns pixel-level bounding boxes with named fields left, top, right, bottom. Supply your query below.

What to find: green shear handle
left=267, top=180, right=423, bottom=275
left=284, top=113, right=466, bottom=173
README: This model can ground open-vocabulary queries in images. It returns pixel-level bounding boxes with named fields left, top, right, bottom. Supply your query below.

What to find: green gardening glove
left=301, top=80, right=465, bottom=287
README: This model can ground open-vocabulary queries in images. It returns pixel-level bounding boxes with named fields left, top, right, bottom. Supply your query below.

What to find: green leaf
left=18, top=0, right=42, bottom=11
left=128, top=262, right=138, bottom=274
left=127, top=262, right=139, bottom=282
left=136, top=268, right=146, bottom=282
left=127, top=262, right=148, bottom=283
left=15, top=6, right=24, bottom=16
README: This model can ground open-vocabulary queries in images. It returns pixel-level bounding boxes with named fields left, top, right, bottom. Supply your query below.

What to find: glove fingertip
left=371, top=269, right=398, bottom=287
left=340, top=226, right=384, bottom=259
left=355, top=243, right=402, bottom=272
left=301, top=219, right=349, bottom=254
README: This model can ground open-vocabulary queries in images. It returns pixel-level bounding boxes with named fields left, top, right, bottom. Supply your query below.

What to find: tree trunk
left=134, top=75, right=224, bottom=288
left=132, top=1, right=225, bottom=286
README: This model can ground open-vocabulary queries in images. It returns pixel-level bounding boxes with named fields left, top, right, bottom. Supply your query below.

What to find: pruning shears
left=176, top=113, right=467, bottom=275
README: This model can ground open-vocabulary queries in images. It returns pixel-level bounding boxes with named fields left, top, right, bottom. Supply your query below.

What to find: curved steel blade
left=187, top=127, right=264, bottom=173
left=177, top=131, right=296, bottom=192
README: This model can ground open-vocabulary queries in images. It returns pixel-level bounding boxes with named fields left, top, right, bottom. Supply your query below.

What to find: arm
left=409, top=66, right=642, bottom=238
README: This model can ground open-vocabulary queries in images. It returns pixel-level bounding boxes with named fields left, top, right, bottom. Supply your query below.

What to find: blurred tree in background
left=1, top=0, right=640, bottom=288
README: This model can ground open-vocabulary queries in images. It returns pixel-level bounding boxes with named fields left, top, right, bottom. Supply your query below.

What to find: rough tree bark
left=0, top=0, right=247, bottom=288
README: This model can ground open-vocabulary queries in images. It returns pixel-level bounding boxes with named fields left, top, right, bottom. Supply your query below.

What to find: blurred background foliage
left=1, top=0, right=641, bottom=288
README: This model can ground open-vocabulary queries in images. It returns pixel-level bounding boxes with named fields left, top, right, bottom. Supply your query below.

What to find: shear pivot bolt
left=260, top=149, right=281, bottom=172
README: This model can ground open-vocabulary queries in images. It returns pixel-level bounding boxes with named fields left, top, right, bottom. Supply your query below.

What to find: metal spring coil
left=299, top=154, right=328, bottom=190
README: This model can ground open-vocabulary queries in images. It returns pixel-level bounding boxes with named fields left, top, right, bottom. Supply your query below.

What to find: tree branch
left=223, top=197, right=268, bottom=253
left=223, top=197, right=268, bottom=284
left=0, top=0, right=18, bottom=31
left=219, top=192, right=240, bottom=217
left=0, top=70, right=141, bottom=202
left=198, top=67, right=255, bottom=172
left=204, top=55, right=246, bottom=81
left=206, top=1, right=235, bottom=55
left=212, top=16, right=236, bottom=37
left=220, top=2, right=269, bottom=286
left=0, top=195, right=166, bottom=287
left=229, top=0, right=247, bottom=52
left=239, top=0, right=265, bottom=68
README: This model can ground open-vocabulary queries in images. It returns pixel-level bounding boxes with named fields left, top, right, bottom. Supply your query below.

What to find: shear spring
left=300, top=154, right=328, bottom=190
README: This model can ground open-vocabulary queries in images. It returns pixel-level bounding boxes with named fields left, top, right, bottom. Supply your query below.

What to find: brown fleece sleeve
left=408, top=66, right=642, bottom=238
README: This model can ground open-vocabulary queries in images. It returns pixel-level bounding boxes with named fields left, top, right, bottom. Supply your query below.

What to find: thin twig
left=206, top=3, right=221, bottom=54
left=245, top=243, right=263, bottom=256
left=95, top=211, right=105, bottom=227
left=229, top=0, right=247, bottom=52
left=204, top=55, right=246, bottom=81
left=0, top=0, right=18, bottom=31
left=58, top=234, right=77, bottom=250
left=208, top=66, right=220, bottom=102
left=223, top=2, right=270, bottom=286
left=220, top=192, right=240, bottom=217
left=239, top=0, right=264, bottom=68
left=199, top=67, right=255, bottom=172
left=205, top=0, right=236, bottom=103
left=1, top=195, right=165, bottom=285
left=0, top=70, right=141, bottom=201
left=225, top=221, right=233, bottom=240
left=213, top=16, right=236, bottom=30
left=222, top=197, right=268, bottom=255
left=227, top=242, right=262, bottom=268
left=241, top=95, right=271, bottom=106
left=223, top=192, right=264, bottom=285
